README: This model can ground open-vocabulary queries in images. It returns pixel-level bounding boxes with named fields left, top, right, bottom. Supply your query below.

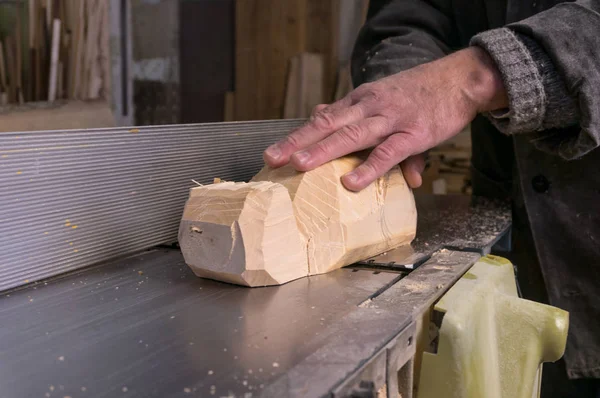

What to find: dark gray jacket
left=351, top=0, right=600, bottom=379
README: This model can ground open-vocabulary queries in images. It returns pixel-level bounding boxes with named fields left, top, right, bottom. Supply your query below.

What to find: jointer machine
left=0, top=119, right=568, bottom=397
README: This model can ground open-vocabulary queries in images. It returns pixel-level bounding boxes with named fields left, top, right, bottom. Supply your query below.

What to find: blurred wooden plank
left=57, top=60, right=63, bottom=99
left=46, top=0, right=52, bottom=27
left=28, top=0, right=37, bottom=101
left=305, top=0, right=339, bottom=102
left=224, top=91, right=235, bottom=121
left=99, top=0, right=110, bottom=100
left=15, top=2, right=24, bottom=104
left=283, top=55, right=300, bottom=119
left=37, top=3, right=49, bottom=101
left=0, top=41, right=8, bottom=97
left=47, top=18, right=61, bottom=101
left=86, top=0, right=104, bottom=99
left=71, top=0, right=84, bottom=99
left=0, top=100, right=115, bottom=132
left=284, top=52, right=324, bottom=118
left=337, top=0, right=368, bottom=65
left=235, top=0, right=307, bottom=121
left=333, top=62, right=352, bottom=100
left=180, top=0, right=234, bottom=123
left=5, top=36, right=17, bottom=103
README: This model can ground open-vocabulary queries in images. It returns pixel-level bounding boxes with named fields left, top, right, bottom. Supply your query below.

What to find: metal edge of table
left=262, top=249, right=483, bottom=398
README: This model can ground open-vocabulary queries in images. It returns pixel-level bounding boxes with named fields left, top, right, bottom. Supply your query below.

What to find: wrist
left=458, top=47, right=508, bottom=113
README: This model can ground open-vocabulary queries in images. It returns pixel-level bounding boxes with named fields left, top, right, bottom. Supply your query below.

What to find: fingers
left=289, top=116, right=389, bottom=171
left=341, top=133, right=414, bottom=191
left=400, top=154, right=426, bottom=188
left=263, top=97, right=364, bottom=167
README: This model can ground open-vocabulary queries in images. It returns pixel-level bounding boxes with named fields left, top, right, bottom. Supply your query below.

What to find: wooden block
left=179, top=181, right=309, bottom=286
left=179, top=154, right=417, bottom=286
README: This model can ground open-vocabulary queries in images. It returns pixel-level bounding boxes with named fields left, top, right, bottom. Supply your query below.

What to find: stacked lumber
left=0, top=0, right=109, bottom=105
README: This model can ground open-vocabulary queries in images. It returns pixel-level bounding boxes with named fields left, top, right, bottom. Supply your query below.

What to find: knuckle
left=357, top=161, right=379, bottom=181
left=311, top=104, right=327, bottom=116
left=339, top=124, right=364, bottom=146
left=363, top=86, right=388, bottom=104
left=352, top=82, right=373, bottom=95
left=312, top=111, right=337, bottom=131
left=311, top=141, right=333, bottom=159
left=284, top=133, right=303, bottom=149
left=373, top=116, right=391, bottom=134
left=371, top=144, right=397, bottom=163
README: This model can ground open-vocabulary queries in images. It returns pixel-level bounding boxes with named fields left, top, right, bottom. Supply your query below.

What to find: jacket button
left=531, top=175, right=550, bottom=193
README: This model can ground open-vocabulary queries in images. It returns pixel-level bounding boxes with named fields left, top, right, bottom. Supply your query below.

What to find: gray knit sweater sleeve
left=470, top=28, right=581, bottom=148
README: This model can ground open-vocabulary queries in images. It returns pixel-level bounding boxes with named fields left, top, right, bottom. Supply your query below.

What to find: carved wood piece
left=179, top=155, right=417, bottom=287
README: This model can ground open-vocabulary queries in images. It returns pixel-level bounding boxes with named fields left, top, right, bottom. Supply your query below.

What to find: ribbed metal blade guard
left=0, top=119, right=305, bottom=291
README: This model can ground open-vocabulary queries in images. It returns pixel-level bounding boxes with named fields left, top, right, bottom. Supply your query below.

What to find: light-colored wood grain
left=179, top=181, right=309, bottom=287
left=179, top=154, right=417, bottom=287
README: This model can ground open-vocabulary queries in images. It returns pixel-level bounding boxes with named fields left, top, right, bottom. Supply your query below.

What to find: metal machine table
left=0, top=195, right=510, bottom=398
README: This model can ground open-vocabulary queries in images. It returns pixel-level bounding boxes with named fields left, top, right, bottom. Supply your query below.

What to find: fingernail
left=294, top=151, right=310, bottom=164
left=265, top=145, right=281, bottom=160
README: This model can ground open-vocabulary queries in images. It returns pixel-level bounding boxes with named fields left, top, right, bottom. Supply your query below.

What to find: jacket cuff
left=516, top=33, right=579, bottom=131
left=470, top=28, right=546, bottom=134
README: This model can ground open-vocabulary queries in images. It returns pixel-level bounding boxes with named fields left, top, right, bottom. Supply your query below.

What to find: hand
left=263, top=47, right=507, bottom=191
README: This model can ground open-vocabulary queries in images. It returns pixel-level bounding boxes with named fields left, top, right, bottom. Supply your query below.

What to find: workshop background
left=0, top=0, right=471, bottom=195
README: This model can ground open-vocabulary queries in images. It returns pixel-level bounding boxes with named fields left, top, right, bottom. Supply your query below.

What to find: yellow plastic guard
left=417, top=255, right=569, bottom=398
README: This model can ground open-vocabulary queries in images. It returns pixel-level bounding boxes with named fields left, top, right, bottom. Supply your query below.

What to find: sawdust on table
left=403, top=280, right=429, bottom=292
